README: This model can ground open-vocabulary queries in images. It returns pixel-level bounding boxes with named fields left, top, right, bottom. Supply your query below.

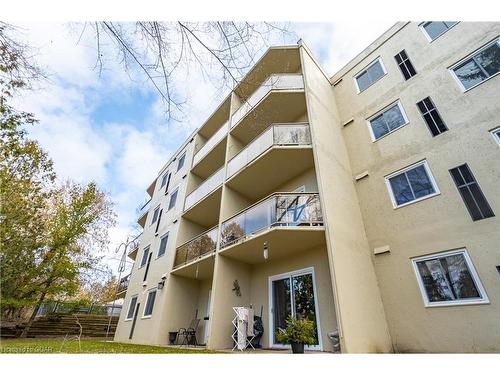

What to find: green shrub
left=275, top=316, right=316, bottom=345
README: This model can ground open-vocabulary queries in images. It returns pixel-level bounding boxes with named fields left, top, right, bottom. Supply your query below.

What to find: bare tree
left=82, top=22, right=293, bottom=120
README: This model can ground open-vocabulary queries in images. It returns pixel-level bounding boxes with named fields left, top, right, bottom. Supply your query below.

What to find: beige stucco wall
left=332, top=22, right=500, bottom=352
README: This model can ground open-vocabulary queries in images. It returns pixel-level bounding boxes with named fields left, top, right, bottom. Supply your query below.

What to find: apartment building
left=113, top=21, right=500, bottom=353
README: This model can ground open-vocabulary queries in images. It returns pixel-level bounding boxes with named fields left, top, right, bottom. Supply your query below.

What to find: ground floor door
left=269, top=267, right=321, bottom=350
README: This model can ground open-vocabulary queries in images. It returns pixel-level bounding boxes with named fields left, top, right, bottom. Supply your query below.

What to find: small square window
left=125, top=295, right=138, bottom=320
left=420, top=21, right=458, bottom=41
left=367, top=101, right=408, bottom=141
left=177, top=152, right=186, bottom=172
left=412, top=249, right=488, bottom=307
left=354, top=57, right=387, bottom=93
left=450, top=39, right=500, bottom=91
left=385, top=160, right=439, bottom=208
left=142, top=288, right=157, bottom=318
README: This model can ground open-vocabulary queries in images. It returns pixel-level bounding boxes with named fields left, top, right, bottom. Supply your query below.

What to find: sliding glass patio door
left=269, top=268, right=321, bottom=350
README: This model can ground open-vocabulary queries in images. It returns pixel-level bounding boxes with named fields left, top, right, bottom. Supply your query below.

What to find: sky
left=10, top=21, right=394, bottom=277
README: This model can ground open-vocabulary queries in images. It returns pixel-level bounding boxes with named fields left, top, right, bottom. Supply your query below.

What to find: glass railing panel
left=220, top=193, right=322, bottom=248
left=185, top=167, right=224, bottom=210
left=231, top=74, right=304, bottom=128
left=226, top=124, right=310, bottom=179
left=137, top=199, right=151, bottom=219
left=173, top=226, right=218, bottom=268
left=117, top=274, right=131, bottom=293
left=193, top=121, right=229, bottom=166
left=227, top=126, right=273, bottom=178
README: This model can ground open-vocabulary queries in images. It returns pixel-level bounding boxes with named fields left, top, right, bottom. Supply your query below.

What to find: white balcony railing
left=184, top=167, right=224, bottom=211
left=193, top=121, right=229, bottom=166
left=226, top=123, right=311, bottom=179
left=231, top=74, right=304, bottom=128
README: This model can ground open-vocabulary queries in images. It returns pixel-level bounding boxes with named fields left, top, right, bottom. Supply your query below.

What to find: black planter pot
left=290, top=341, right=304, bottom=354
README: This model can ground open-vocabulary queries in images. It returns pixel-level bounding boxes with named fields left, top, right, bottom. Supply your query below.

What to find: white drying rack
left=231, top=306, right=255, bottom=351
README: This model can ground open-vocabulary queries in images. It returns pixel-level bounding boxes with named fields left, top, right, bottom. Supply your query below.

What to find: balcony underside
left=219, top=226, right=326, bottom=265
left=116, top=289, right=127, bottom=298
left=170, top=253, right=215, bottom=280
left=182, top=186, right=222, bottom=227
left=231, top=91, right=307, bottom=144
left=128, top=246, right=138, bottom=260
left=225, top=146, right=314, bottom=200
left=137, top=211, right=147, bottom=228
left=191, top=137, right=227, bottom=179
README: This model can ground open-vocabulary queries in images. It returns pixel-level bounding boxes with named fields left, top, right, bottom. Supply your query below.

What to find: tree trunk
left=20, top=291, right=47, bottom=338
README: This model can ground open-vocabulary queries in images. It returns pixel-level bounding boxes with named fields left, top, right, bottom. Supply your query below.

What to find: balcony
left=116, top=274, right=130, bottom=297
left=137, top=199, right=151, bottom=228
left=225, top=124, right=314, bottom=200
left=219, top=193, right=325, bottom=264
left=184, top=167, right=224, bottom=212
left=193, top=121, right=229, bottom=167
left=231, top=74, right=304, bottom=129
left=127, top=233, right=142, bottom=260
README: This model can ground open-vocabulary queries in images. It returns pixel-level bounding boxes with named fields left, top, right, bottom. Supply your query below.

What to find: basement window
left=412, top=249, right=488, bottom=307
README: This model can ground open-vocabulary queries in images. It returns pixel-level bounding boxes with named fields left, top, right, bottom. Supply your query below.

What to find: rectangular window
left=177, top=152, right=186, bottom=172
left=354, top=57, right=386, bottom=92
left=395, top=50, right=417, bottom=80
left=385, top=160, right=439, bottom=208
left=160, top=172, right=170, bottom=189
left=367, top=101, right=408, bottom=141
left=449, top=164, right=495, bottom=221
left=139, top=246, right=150, bottom=268
left=168, top=189, right=178, bottom=210
left=420, top=21, right=458, bottom=41
left=151, top=205, right=160, bottom=225
left=157, top=233, right=169, bottom=258
left=450, top=39, right=500, bottom=91
left=142, top=288, right=157, bottom=318
left=412, top=249, right=488, bottom=307
left=126, top=296, right=138, bottom=320
left=491, top=127, right=500, bottom=146
left=416, top=97, right=448, bottom=136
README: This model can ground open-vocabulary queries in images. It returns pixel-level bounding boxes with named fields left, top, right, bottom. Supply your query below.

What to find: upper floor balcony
left=192, top=121, right=229, bottom=168
left=219, top=192, right=325, bottom=264
left=173, top=225, right=218, bottom=270
left=231, top=74, right=304, bottom=130
left=137, top=199, right=152, bottom=228
left=127, top=233, right=142, bottom=260
left=225, top=123, right=314, bottom=200
left=184, top=167, right=224, bottom=212
left=116, top=273, right=131, bottom=298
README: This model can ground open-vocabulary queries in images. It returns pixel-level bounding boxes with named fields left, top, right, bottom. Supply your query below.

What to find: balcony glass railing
left=173, top=226, right=218, bottom=268
left=227, top=123, right=311, bottom=179
left=231, top=74, right=304, bottom=128
left=220, top=193, right=323, bottom=249
left=117, top=274, right=130, bottom=294
left=137, top=199, right=151, bottom=220
left=193, top=121, right=229, bottom=166
left=184, top=167, right=224, bottom=211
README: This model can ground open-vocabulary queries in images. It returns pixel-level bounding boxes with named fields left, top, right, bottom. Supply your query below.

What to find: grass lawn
left=0, top=338, right=218, bottom=354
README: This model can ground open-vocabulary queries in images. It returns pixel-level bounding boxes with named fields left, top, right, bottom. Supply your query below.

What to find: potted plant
left=275, top=316, right=316, bottom=353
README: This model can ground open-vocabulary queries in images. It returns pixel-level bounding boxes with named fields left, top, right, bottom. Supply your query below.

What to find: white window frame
left=168, top=187, right=179, bottom=210
left=353, top=56, right=387, bottom=94
left=150, top=205, right=160, bottom=226
left=384, top=160, right=440, bottom=209
left=125, top=295, right=138, bottom=321
left=139, top=246, right=150, bottom=269
left=449, top=38, right=500, bottom=92
left=419, top=21, right=459, bottom=43
left=176, top=152, right=186, bottom=172
left=490, top=126, right=500, bottom=146
left=366, top=100, right=409, bottom=142
left=159, top=171, right=170, bottom=189
left=157, top=232, right=169, bottom=259
left=142, top=287, right=157, bottom=319
left=411, top=248, right=489, bottom=307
